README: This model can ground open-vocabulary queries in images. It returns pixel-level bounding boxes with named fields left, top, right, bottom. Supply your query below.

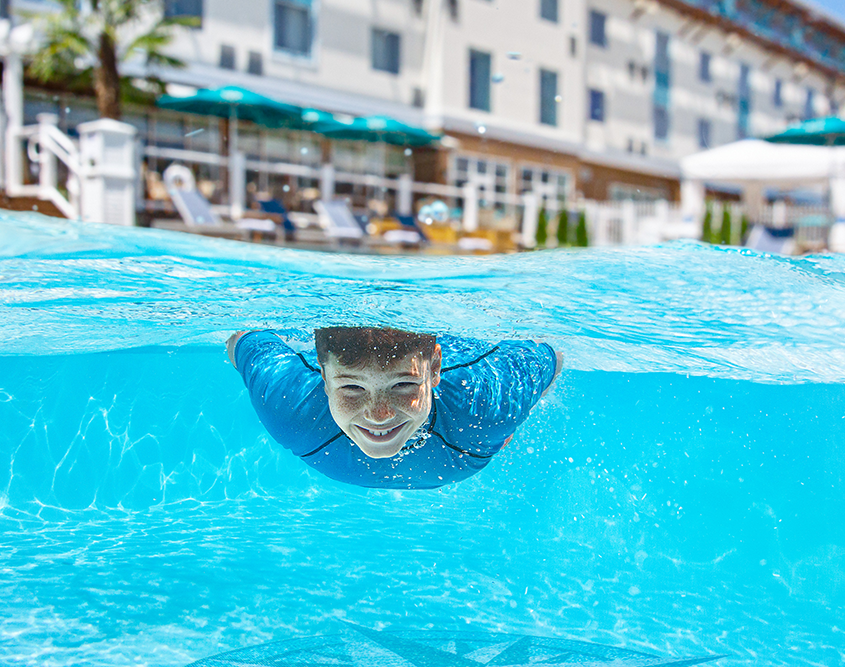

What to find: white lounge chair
left=313, top=199, right=366, bottom=241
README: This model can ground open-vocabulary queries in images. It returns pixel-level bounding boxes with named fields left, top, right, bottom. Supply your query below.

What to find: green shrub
left=575, top=210, right=588, bottom=247
left=536, top=208, right=548, bottom=248
left=719, top=205, right=732, bottom=245
left=701, top=203, right=713, bottom=244
left=556, top=208, right=569, bottom=246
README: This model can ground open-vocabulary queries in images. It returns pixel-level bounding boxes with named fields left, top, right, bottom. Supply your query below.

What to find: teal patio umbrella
left=308, top=114, right=440, bottom=147
left=765, top=116, right=845, bottom=146
left=157, top=85, right=308, bottom=157
left=157, top=85, right=306, bottom=130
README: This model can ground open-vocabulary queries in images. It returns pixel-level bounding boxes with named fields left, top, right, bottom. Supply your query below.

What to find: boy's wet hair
left=315, top=327, right=437, bottom=369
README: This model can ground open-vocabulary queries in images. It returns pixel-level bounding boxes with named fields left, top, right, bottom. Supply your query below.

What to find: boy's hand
left=226, top=331, right=246, bottom=368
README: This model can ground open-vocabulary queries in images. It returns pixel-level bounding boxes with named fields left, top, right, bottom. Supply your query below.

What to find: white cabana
left=679, top=140, right=845, bottom=241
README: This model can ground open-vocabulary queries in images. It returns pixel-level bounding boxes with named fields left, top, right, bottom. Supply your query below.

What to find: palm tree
left=27, top=0, right=196, bottom=120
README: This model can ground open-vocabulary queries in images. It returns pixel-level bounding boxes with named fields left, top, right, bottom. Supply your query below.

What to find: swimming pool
left=1, top=212, right=843, bottom=667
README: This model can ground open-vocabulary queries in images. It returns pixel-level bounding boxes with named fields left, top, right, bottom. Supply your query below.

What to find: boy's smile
left=320, top=345, right=442, bottom=458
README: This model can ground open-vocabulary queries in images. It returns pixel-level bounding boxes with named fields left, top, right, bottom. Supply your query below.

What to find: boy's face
left=320, top=345, right=442, bottom=459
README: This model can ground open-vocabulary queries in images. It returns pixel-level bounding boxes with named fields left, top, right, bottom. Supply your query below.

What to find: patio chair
left=745, top=224, right=796, bottom=255
left=162, top=164, right=222, bottom=226
left=257, top=198, right=297, bottom=241
left=313, top=199, right=367, bottom=241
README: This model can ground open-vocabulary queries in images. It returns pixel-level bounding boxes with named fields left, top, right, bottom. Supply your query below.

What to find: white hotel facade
left=17, top=0, right=845, bottom=207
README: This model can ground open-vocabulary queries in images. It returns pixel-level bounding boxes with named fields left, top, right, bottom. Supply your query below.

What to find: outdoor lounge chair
left=313, top=199, right=367, bottom=241
left=154, top=165, right=277, bottom=241
left=745, top=224, right=796, bottom=255
left=257, top=198, right=296, bottom=241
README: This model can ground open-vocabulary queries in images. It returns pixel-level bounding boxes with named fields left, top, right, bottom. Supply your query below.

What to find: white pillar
left=3, top=50, right=23, bottom=195
left=229, top=150, right=245, bottom=220
left=521, top=192, right=538, bottom=248
left=462, top=183, right=478, bottom=232
left=320, top=163, right=335, bottom=203
left=37, top=113, right=58, bottom=194
left=742, top=182, right=766, bottom=224
left=397, top=173, right=413, bottom=216
left=78, top=118, right=137, bottom=225
left=680, top=179, right=705, bottom=227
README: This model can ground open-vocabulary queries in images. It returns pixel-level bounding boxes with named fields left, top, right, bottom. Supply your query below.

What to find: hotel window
left=274, top=0, right=314, bottom=57
left=589, top=89, right=605, bottom=122
left=737, top=63, right=751, bottom=139
left=539, top=69, right=558, bottom=126
left=452, top=156, right=510, bottom=211
left=698, top=118, right=711, bottom=148
left=804, top=89, right=815, bottom=120
left=699, top=52, right=711, bottom=83
left=165, top=0, right=203, bottom=23
left=520, top=166, right=570, bottom=205
left=540, top=0, right=558, bottom=23
left=469, top=49, right=492, bottom=112
left=773, top=79, right=783, bottom=107
left=372, top=29, right=401, bottom=74
left=219, top=44, right=235, bottom=69
left=247, top=51, right=263, bottom=75
left=654, top=31, right=670, bottom=141
left=589, top=11, right=607, bottom=48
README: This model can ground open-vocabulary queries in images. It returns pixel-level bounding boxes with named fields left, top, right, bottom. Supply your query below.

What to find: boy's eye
left=341, top=384, right=365, bottom=392
left=393, top=382, right=418, bottom=390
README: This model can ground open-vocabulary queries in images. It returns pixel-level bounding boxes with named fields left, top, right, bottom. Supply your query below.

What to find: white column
left=829, top=172, right=845, bottom=252
left=78, top=118, right=137, bottom=225
left=229, top=150, right=245, bottom=220
left=3, top=50, right=23, bottom=195
left=521, top=192, right=538, bottom=248
left=320, top=163, right=336, bottom=202
left=37, top=113, right=58, bottom=194
left=397, top=173, right=413, bottom=216
left=680, top=179, right=705, bottom=226
left=742, top=182, right=766, bottom=224
left=462, top=183, right=478, bottom=232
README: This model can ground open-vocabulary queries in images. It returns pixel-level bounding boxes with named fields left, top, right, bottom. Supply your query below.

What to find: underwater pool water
left=1, top=213, right=844, bottom=667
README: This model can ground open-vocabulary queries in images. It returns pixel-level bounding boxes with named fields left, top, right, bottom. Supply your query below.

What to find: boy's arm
left=227, top=330, right=332, bottom=457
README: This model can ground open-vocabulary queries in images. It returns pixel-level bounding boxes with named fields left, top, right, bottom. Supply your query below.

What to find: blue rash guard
left=234, top=331, right=558, bottom=489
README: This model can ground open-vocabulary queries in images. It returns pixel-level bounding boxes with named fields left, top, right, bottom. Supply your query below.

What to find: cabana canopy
left=679, top=139, right=845, bottom=226
left=681, top=139, right=844, bottom=186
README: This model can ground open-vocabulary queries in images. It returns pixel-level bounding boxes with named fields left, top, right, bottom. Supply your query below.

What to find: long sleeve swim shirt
left=234, top=331, right=557, bottom=489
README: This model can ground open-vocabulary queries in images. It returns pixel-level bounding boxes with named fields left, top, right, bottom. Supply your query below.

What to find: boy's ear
left=320, top=365, right=328, bottom=393
left=430, top=344, right=442, bottom=387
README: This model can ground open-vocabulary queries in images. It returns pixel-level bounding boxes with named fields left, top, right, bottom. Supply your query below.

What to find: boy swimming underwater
left=228, top=327, right=561, bottom=489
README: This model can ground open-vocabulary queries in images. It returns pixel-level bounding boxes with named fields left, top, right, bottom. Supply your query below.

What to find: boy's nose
left=365, top=397, right=395, bottom=423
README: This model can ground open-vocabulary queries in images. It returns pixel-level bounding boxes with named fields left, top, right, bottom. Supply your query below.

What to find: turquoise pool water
left=1, top=213, right=843, bottom=666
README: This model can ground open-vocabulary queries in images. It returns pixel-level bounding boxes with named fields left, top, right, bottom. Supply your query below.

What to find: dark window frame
left=247, top=51, right=264, bottom=75
left=469, top=48, right=492, bottom=112
left=539, top=68, right=558, bottom=126
left=699, top=51, right=711, bottom=83
left=540, top=0, right=558, bottom=23
left=274, top=0, right=315, bottom=58
left=698, top=118, right=711, bottom=148
left=219, top=44, right=236, bottom=70
left=164, top=0, right=203, bottom=25
left=371, top=28, right=401, bottom=75
left=588, top=89, right=605, bottom=122
left=589, top=10, right=607, bottom=48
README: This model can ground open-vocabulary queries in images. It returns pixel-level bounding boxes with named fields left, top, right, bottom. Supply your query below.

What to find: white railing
left=137, top=145, right=843, bottom=251
left=7, top=113, right=81, bottom=219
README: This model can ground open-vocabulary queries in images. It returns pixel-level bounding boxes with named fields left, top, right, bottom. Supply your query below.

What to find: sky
left=806, top=0, right=845, bottom=25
